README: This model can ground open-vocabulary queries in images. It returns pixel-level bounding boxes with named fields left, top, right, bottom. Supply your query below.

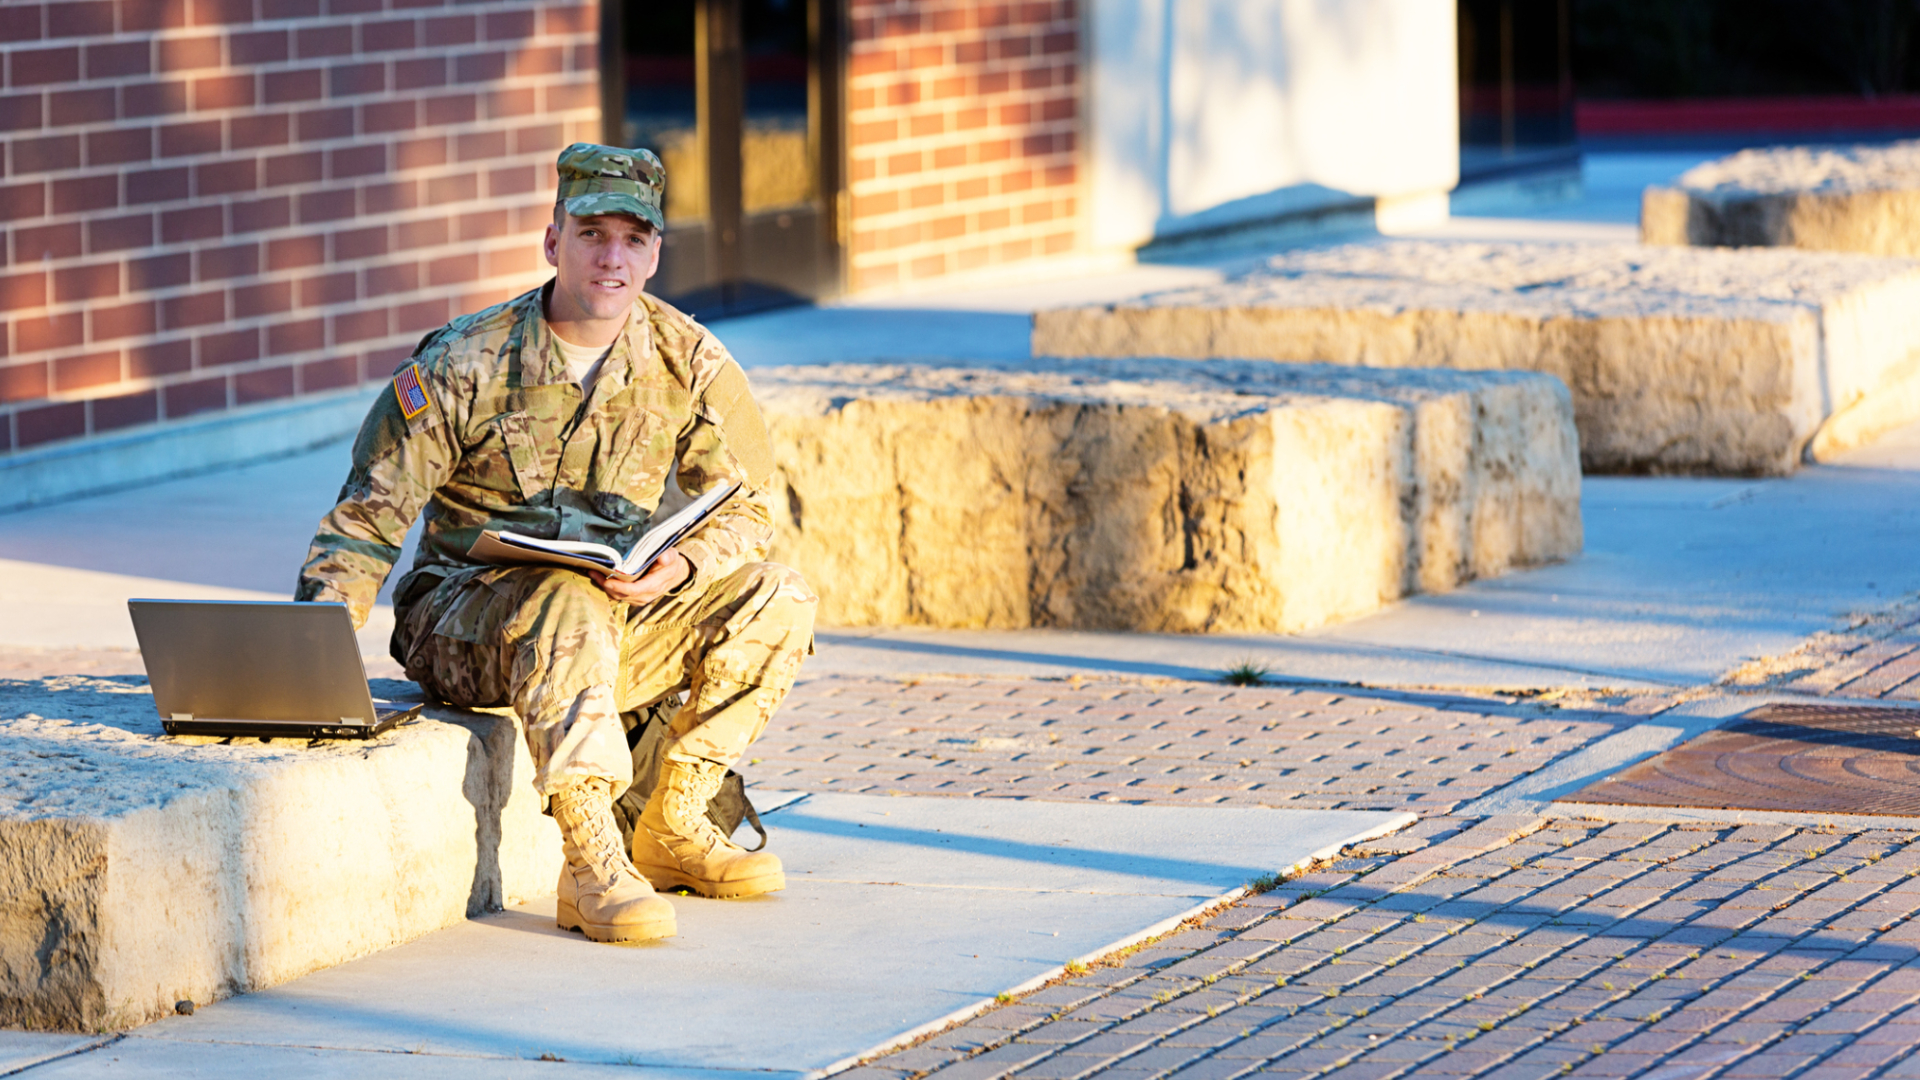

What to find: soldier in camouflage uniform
left=296, top=144, right=816, bottom=944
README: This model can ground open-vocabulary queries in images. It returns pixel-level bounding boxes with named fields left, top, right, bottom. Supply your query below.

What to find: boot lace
left=665, top=763, right=732, bottom=854
left=554, top=781, right=632, bottom=887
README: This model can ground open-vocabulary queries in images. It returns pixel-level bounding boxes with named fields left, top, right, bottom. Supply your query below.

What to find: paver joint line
left=853, top=815, right=1920, bottom=1080
left=769, top=677, right=1635, bottom=818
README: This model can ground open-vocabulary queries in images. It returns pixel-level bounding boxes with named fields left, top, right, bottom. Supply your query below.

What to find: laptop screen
left=129, top=600, right=382, bottom=726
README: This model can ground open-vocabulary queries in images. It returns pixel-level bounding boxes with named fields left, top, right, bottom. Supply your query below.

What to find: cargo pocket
left=429, top=568, right=521, bottom=644
left=399, top=568, right=518, bottom=708
left=496, top=412, right=548, bottom=498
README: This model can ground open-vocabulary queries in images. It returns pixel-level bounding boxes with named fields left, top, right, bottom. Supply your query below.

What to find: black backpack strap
left=737, top=788, right=768, bottom=852
left=623, top=699, right=770, bottom=854
left=708, top=769, right=769, bottom=852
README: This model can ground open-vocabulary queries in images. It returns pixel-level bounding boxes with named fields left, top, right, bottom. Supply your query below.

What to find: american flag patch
left=393, top=363, right=431, bottom=420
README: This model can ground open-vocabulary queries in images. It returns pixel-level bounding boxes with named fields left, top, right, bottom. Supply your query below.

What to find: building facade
left=0, top=0, right=1456, bottom=485
left=0, top=0, right=597, bottom=460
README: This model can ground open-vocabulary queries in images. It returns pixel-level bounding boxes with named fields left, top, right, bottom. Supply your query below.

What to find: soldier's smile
left=544, top=211, right=663, bottom=334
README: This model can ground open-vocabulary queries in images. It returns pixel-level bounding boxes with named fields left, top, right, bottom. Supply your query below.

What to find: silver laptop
left=128, top=599, right=423, bottom=740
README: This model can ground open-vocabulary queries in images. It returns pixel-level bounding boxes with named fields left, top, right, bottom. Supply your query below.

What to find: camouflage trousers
left=395, top=562, right=816, bottom=800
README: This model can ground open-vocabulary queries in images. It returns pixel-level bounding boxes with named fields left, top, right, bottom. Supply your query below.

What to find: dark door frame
left=809, top=0, right=847, bottom=300
left=698, top=0, right=744, bottom=291
left=600, top=0, right=848, bottom=310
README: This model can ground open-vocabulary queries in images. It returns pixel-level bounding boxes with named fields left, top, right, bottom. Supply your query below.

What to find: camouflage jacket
left=295, top=284, right=777, bottom=630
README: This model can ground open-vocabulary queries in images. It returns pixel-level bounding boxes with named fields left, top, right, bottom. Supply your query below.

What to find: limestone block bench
left=0, top=675, right=559, bottom=1031
left=1031, top=240, right=1920, bottom=473
left=752, top=359, right=1581, bottom=635
left=1642, top=141, right=1920, bottom=258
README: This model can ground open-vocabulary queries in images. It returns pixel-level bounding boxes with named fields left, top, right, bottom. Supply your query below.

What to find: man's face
left=543, top=212, right=662, bottom=322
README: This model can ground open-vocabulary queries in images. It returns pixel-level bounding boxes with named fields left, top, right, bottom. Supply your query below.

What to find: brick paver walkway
left=751, top=635, right=1920, bottom=1080
left=761, top=677, right=1653, bottom=817
left=0, top=647, right=143, bottom=677
left=1725, top=598, right=1920, bottom=701
left=844, top=817, right=1920, bottom=1080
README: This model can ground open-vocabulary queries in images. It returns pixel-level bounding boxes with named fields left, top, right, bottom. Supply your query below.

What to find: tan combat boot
left=551, top=779, right=677, bottom=942
left=632, top=759, right=785, bottom=899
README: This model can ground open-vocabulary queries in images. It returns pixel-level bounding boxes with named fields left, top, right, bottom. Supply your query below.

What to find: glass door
left=612, top=2, right=708, bottom=296
left=606, top=0, right=844, bottom=318
left=1457, top=0, right=1576, bottom=182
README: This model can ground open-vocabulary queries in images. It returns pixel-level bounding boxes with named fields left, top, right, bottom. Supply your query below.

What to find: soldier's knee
left=742, top=562, right=817, bottom=613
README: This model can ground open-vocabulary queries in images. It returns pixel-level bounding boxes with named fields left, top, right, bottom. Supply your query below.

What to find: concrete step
left=1642, top=140, right=1920, bottom=258
left=0, top=676, right=558, bottom=1031
left=752, top=357, right=1582, bottom=634
left=1032, top=240, right=1920, bottom=474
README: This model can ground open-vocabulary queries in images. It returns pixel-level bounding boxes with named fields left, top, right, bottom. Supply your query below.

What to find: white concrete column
left=1088, top=0, right=1460, bottom=251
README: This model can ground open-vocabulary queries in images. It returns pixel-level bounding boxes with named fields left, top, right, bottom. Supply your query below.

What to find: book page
left=617, top=480, right=739, bottom=576
left=467, top=532, right=621, bottom=575
left=466, top=480, right=740, bottom=582
left=497, top=535, right=623, bottom=565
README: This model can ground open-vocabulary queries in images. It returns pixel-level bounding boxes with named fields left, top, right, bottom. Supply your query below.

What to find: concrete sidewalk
left=5, top=797, right=1404, bottom=1078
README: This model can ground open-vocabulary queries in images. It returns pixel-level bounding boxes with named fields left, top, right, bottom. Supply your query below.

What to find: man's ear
left=642, top=232, right=663, bottom=282
left=542, top=222, right=561, bottom=269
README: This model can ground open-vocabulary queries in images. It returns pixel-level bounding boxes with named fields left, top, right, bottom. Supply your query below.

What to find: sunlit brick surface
left=0, top=646, right=142, bottom=676
left=1783, top=631, right=1920, bottom=701
left=1725, top=600, right=1920, bottom=702
left=847, top=819, right=1920, bottom=1080
left=845, top=0, right=1080, bottom=291
left=762, top=677, right=1631, bottom=816
left=0, top=0, right=598, bottom=453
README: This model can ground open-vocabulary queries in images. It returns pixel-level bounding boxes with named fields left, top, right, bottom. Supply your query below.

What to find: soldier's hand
left=591, top=549, right=691, bottom=605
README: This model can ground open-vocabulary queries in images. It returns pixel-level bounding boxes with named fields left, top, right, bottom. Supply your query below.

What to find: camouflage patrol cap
left=555, top=143, right=666, bottom=231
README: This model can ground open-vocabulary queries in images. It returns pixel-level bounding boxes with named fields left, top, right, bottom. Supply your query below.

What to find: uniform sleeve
left=673, top=337, right=776, bottom=590
left=294, top=354, right=461, bottom=628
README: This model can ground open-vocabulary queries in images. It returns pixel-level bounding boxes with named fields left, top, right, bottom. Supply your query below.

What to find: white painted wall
left=1089, top=0, right=1460, bottom=250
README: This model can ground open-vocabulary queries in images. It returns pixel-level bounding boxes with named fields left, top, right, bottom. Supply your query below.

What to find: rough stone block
left=1031, top=241, right=1920, bottom=473
left=1642, top=141, right=1920, bottom=257
left=0, top=676, right=559, bottom=1032
left=754, top=359, right=1581, bottom=634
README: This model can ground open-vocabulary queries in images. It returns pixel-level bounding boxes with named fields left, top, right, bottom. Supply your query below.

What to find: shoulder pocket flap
left=701, top=361, right=775, bottom=487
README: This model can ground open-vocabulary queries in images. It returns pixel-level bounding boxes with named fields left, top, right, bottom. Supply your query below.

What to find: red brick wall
left=0, top=0, right=599, bottom=455
left=845, top=0, right=1081, bottom=292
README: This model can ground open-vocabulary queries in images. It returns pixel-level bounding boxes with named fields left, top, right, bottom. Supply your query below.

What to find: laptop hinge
left=341, top=718, right=364, bottom=725
left=171, top=713, right=192, bottom=724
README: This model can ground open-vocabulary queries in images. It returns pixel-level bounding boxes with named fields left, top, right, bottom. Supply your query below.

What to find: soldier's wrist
left=664, top=549, right=699, bottom=596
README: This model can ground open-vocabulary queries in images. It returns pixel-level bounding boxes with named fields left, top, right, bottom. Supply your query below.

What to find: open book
left=466, top=480, right=739, bottom=581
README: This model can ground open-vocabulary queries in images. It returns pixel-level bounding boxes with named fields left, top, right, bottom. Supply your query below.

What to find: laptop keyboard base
left=161, top=704, right=421, bottom=741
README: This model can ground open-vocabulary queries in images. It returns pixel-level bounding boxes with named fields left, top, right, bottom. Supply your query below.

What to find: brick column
left=0, top=0, right=599, bottom=455
left=844, top=0, right=1082, bottom=293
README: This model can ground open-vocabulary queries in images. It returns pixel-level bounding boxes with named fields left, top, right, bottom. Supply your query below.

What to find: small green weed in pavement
left=1222, top=659, right=1272, bottom=686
